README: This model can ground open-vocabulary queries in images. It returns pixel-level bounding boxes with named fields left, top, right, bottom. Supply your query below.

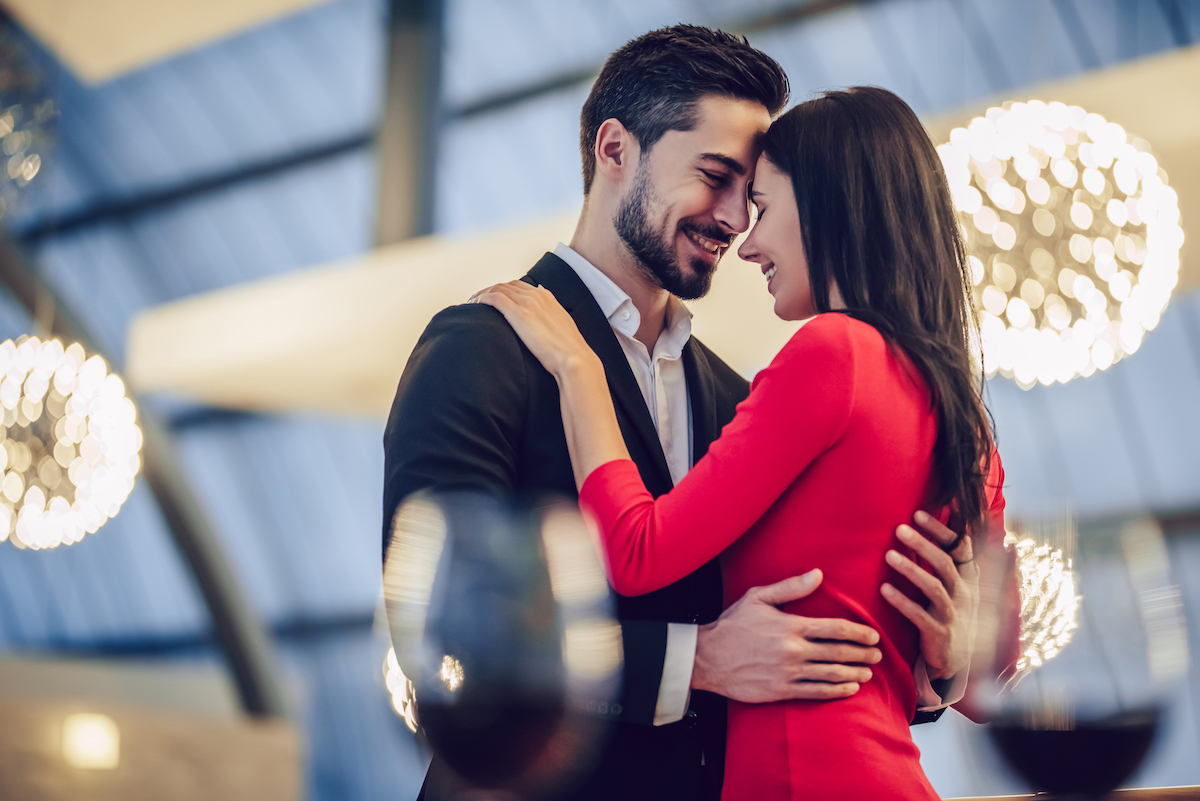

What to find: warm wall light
left=0, top=336, right=142, bottom=550
left=938, top=101, right=1183, bottom=388
left=62, top=712, right=120, bottom=769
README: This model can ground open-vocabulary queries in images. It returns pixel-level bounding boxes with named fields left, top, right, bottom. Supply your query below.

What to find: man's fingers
left=797, top=616, right=880, bottom=646
left=881, top=582, right=940, bottom=633
left=752, top=569, right=823, bottom=606
left=796, top=642, right=883, bottom=671
left=792, top=662, right=874, bottom=684
left=784, top=682, right=861, bottom=701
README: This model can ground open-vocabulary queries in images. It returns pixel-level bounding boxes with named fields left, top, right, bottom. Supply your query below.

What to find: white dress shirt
left=555, top=243, right=698, bottom=725
left=552, top=243, right=962, bottom=721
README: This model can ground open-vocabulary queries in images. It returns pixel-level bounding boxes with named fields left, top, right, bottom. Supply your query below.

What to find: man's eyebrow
left=697, top=153, right=747, bottom=175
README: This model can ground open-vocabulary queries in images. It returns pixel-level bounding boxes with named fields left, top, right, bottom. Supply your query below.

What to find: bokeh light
left=384, top=646, right=419, bottom=733
left=938, top=101, right=1184, bottom=388
left=61, top=712, right=120, bottom=770
left=0, top=23, right=56, bottom=220
left=0, top=337, right=142, bottom=549
left=1006, top=529, right=1080, bottom=676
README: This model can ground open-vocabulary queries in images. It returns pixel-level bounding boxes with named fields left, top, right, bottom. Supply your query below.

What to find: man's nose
left=714, top=186, right=752, bottom=235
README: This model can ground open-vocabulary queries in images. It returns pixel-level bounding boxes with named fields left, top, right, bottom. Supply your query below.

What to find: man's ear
left=594, top=117, right=639, bottom=185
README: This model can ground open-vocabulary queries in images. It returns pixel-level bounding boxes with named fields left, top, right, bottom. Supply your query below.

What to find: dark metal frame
left=17, top=132, right=374, bottom=247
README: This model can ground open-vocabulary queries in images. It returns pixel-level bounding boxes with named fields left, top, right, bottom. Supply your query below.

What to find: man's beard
left=614, top=164, right=726, bottom=301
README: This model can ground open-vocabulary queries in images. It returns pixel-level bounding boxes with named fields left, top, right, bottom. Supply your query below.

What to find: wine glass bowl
left=978, top=513, right=1188, bottom=799
left=383, top=492, right=621, bottom=799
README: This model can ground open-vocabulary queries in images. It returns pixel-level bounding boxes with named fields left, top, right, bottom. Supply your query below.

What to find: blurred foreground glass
left=383, top=492, right=621, bottom=800
left=974, top=512, right=1188, bottom=798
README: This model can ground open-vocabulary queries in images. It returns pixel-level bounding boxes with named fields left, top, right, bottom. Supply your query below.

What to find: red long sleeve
left=578, top=312, right=1006, bottom=800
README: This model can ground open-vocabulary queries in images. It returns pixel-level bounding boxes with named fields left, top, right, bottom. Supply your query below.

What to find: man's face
left=614, top=95, right=771, bottom=300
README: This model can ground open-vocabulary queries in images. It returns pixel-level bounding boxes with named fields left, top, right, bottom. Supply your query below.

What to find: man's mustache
left=680, top=220, right=735, bottom=248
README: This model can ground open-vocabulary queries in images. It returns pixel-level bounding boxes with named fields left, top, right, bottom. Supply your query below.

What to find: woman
left=480, top=87, right=1005, bottom=800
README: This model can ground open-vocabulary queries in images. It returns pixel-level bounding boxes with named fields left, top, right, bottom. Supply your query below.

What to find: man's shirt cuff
left=914, top=657, right=968, bottom=711
left=653, top=622, right=698, bottom=725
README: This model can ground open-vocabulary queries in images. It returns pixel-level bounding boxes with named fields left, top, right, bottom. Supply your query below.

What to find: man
left=384, top=25, right=975, bottom=801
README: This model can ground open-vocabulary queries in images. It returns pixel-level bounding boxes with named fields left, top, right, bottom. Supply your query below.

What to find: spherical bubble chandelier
left=0, top=336, right=142, bottom=550
left=938, top=100, right=1184, bottom=388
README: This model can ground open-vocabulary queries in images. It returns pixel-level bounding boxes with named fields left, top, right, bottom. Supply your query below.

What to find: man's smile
left=682, top=228, right=733, bottom=263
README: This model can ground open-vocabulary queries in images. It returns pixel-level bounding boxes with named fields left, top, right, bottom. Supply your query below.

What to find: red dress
left=580, top=313, right=1006, bottom=801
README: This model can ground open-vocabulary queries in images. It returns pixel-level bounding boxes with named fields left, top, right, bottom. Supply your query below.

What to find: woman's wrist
left=554, top=349, right=604, bottom=384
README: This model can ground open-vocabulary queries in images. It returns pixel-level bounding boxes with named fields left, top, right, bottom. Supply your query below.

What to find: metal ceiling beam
left=376, top=0, right=443, bottom=243
left=17, top=131, right=372, bottom=247
left=1050, top=0, right=1102, bottom=71
left=0, top=233, right=288, bottom=719
left=40, top=610, right=376, bottom=656
left=451, top=0, right=869, bottom=121
left=1158, top=0, right=1195, bottom=47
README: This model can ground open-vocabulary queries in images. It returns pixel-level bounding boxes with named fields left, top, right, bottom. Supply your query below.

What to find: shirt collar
left=554, top=243, right=693, bottom=357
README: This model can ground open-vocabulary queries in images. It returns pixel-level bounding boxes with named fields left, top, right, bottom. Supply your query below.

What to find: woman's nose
left=738, top=233, right=760, bottom=263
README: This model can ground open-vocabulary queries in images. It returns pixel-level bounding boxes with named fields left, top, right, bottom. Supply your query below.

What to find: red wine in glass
left=989, top=708, right=1160, bottom=798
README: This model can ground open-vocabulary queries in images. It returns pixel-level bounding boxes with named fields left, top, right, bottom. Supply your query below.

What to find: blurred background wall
left=0, top=1, right=1198, bottom=799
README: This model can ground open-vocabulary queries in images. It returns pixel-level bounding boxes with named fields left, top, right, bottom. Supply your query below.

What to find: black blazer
left=383, top=253, right=749, bottom=801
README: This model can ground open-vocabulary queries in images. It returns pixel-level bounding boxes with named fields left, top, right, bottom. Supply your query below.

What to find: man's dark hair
left=579, top=25, right=789, bottom=194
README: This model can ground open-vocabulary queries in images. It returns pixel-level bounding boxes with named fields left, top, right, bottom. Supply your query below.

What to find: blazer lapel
left=526, top=254, right=673, bottom=490
left=681, top=338, right=720, bottom=462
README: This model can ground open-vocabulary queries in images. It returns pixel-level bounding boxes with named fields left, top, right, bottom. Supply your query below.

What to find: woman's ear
left=594, top=118, right=638, bottom=185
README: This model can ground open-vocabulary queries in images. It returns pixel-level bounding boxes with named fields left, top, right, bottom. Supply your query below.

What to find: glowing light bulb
left=62, top=713, right=119, bottom=769
left=0, top=337, right=141, bottom=550
left=938, top=102, right=1182, bottom=387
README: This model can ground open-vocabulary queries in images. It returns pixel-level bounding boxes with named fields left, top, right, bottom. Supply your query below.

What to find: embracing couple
left=384, top=24, right=1006, bottom=801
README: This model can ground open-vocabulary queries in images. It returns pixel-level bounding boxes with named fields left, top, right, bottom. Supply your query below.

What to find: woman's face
left=738, top=155, right=817, bottom=321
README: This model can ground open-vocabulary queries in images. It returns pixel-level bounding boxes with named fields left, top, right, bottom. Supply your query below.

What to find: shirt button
left=621, top=311, right=630, bottom=320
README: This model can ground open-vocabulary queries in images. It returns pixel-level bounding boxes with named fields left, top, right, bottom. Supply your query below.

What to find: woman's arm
left=582, top=316, right=856, bottom=595
left=480, top=280, right=860, bottom=596
left=476, top=280, right=630, bottom=489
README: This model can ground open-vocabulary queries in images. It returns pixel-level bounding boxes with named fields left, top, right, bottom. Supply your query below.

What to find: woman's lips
left=763, top=265, right=777, bottom=291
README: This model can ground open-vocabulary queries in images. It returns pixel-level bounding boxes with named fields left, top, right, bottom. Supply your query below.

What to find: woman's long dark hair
left=763, top=86, right=992, bottom=530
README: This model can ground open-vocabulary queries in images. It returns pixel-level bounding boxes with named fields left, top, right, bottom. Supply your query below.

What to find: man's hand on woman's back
left=691, top=569, right=882, bottom=703
left=691, top=511, right=980, bottom=705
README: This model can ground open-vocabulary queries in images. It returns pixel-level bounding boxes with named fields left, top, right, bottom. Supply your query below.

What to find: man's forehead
left=682, top=97, right=769, bottom=155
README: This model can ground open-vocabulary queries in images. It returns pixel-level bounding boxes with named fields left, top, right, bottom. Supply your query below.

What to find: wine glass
left=383, top=491, right=621, bottom=800
left=975, top=511, right=1189, bottom=798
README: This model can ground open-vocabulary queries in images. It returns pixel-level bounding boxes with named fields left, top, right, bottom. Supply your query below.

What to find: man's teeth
left=688, top=232, right=721, bottom=253
left=764, top=266, right=777, bottom=281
